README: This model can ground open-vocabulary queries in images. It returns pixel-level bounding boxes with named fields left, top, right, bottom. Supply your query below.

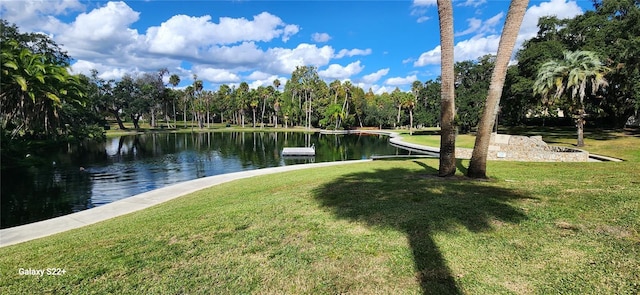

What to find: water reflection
left=1, top=131, right=413, bottom=228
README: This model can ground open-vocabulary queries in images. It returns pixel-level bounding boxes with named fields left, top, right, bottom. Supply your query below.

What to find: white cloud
left=458, top=0, right=487, bottom=7
left=455, top=12, right=504, bottom=37
left=334, top=48, right=372, bottom=58
left=145, top=11, right=298, bottom=56
left=416, top=16, right=431, bottom=23
left=70, top=55, right=182, bottom=81
left=247, top=74, right=287, bottom=89
left=412, top=0, right=437, bottom=7
left=213, top=12, right=299, bottom=44
left=456, top=18, right=483, bottom=37
left=517, top=0, right=583, bottom=46
left=411, top=0, right=435, bottom=23
left=282, top=24, right=300, bottom=42
left=194, top=67, right=241, bottom=84
left=318, top=61, right=364, bottom=80
left=414, top=0, right=584, bottom=67
left=312, top=32, right=331, bottom=43
left=70, top=60, right=140, bottom=81
left=145, top=15, right=213, bottom=55
left=372, top=85, right=396, bottom=95
left=57, top=1, right=141, bottom=54
left=247, top=71, right=272, bottom=81
left=414, top=35, right=499, bottom=66
left=203, top=42, right=265, bottom=67
left=485, top=12, right=505, bottom=28
left=385, top=74, right=418, bottom=86
left=266, top=43, right=335, bottom=74
left=362, top=68, right=390, bottom=84
left=0, top=0, right=84, bottom=31
left=414, top=46, right=441, bottom=67
left=454, top=35, right=501, bottom=61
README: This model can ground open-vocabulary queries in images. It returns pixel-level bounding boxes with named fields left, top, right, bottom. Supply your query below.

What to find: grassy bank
left=104, top=121, right=318, bottom=138
left=1, top=132, right=638, bottom=294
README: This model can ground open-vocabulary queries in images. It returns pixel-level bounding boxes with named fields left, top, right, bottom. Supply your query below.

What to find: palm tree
left=410, top=80, right=423, bottom=135
left=272, top=79, right=281, bottom=128
left=329, top=80, right=341, bottom=104
left=338, top=81, right=353, bottom=129
left=533, top=50, right=609, bottom=147
left=1, top=40, right=85, bottom=138
left=250, top=88, right=260, bottom=128
left=237, top=82, right=249, bottom=128
left=169, top=74, right=180, bottom=127
left=259, top=86, right=272, bottom=128
left=436, top=0, right=456, bottom=177
left=183, top=85, right=193, bottom=128
left=191, top=76, right=204, bottom=128
left=467, top=0, right=529, bottom=179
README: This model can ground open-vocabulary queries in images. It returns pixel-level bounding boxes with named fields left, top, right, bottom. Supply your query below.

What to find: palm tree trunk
left=437, top=0, right=457, bottom=177
left=261, top=98, right=266, bottom=128
left=467, top=0, right=529, bottom=179
left=409, top=108, right=414, bottom=135
left=183, top=104, right=187, bottom=128
left=577, top=109, right=585, bottom=147
left=253, top=108, right=257, bottom=128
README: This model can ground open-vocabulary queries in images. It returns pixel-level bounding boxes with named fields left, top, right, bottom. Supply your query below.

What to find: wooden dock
left=282, top=146, right=315, bottom=156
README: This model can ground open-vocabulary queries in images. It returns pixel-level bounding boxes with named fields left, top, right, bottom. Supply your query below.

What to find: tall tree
left=250, top=88, right=260, bottom=128
left=533, top=50, right=609, bottom=147
left=169, top=74, right=180, bottom=126
left=410, top=80, right=424, bottom=135
left=1, top=40, right=85, bottom=138
left=436, top=0, right=457, bottom=177
left=467, top=0, right=529, bottom=179
left=236, top=82, right=249, bottom=128
left=286, top=66, right=323, bottom=129
left=339, top=81, right=353, bottom=129
left=183, top=86, right=193, bottom=128
left=272, top=79, right=281, bottom=127
left=1, top=21, right=89, bottom=139
left=217, top=84, right=232, bottom=124
left=192, top=77, right=205, bottom=128
left=259, top=86, right=272, bottom=128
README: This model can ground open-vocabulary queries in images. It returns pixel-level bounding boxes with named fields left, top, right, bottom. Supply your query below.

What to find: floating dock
left=282, top=146, right=315, bottom=156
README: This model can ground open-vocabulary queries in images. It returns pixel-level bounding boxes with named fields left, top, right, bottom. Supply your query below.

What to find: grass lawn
left=1, top=129, right=638, bottom=294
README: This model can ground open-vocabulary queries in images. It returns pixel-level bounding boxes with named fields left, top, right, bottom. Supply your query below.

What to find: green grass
left=1, top=129, right=639, bottom=294
left=400, top=131, right=477, bottom=149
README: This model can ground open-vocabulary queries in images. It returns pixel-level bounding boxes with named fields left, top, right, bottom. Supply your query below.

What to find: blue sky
left=1, top=0, right=592, bottom=93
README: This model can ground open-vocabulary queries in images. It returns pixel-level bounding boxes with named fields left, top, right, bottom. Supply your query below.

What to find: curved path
left=0, top=160, right=369, bottom=247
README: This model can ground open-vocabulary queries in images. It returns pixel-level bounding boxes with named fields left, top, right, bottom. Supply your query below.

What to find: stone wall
left=455, top=133, right=589, bottom=162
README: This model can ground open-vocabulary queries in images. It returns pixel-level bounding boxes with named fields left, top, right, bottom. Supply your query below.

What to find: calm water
left=1, top=131, right=415, bottom=228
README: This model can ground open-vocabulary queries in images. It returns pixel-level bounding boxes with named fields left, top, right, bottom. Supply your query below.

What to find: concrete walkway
left=0, top=160, right=369, bottom=248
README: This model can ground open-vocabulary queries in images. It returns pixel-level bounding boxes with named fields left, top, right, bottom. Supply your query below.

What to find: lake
left=1, top=131, right=416, bottom=228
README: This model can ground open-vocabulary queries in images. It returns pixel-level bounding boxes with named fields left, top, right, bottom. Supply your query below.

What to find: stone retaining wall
left=342, top=130, right=590, bottom=162
left=455, top=133, right=589, bottom=162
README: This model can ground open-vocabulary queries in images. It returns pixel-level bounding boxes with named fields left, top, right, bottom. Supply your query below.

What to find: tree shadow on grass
left=312, top=160, right=534, bottom=294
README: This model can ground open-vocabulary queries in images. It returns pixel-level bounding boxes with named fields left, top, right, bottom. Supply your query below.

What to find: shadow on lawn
left=313, top=160, right=533, bottom=295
